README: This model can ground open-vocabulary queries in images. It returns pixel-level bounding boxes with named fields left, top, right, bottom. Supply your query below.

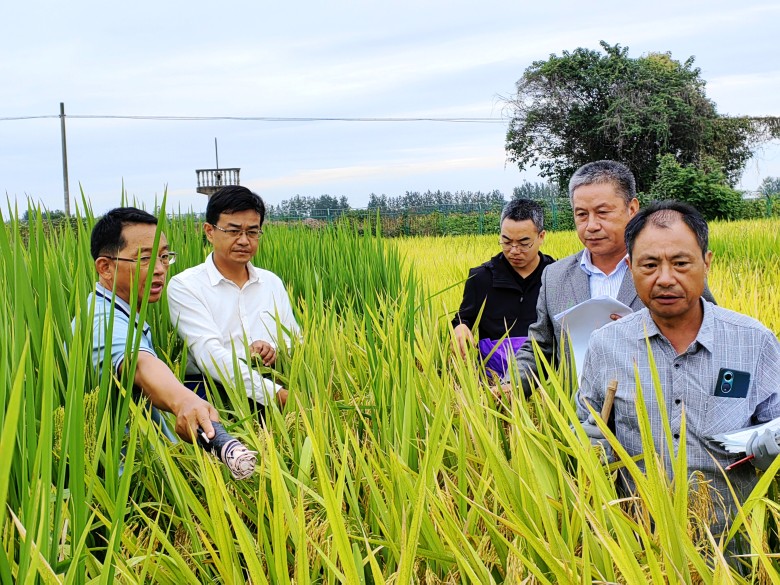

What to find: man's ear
left=703, top=249, right=713, bottom=274
left=628, top=198, right=640, bottom=218
left=95, top=257, right=114, bottom=281
left=203, top=222, right=215, bottom=244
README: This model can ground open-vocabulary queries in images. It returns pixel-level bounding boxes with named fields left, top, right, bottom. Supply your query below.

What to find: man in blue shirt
left=87, top=207, right=218, bottom=443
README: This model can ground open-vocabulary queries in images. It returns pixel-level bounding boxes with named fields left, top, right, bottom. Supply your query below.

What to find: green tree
left=757, top=176, right=780, bottom=217
left=22, top=209, right=66, bottom=222
left=505, top=41, right=758, bottom=192
left=649, top=154, right=744, bottom=220
left=512, top=181, right=561, bottom=201
left=759, top=176, right=780, bottom=197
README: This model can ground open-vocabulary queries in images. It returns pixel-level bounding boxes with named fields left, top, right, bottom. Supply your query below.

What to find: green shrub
left=650, top=154, right=744, bottom=220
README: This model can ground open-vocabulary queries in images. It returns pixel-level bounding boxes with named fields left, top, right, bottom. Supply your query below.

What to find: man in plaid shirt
left=576, top=200, right=780, bottom=529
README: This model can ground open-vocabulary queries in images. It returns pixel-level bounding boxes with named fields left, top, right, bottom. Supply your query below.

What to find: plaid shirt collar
left=634, top=299, right=715, bottom=353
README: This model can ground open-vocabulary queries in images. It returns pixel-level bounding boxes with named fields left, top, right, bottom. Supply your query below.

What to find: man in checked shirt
left=575, top=200, right=780, bottom=530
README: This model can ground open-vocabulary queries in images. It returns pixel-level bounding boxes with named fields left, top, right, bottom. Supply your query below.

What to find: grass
left=0, top=201, right=778, bottom=583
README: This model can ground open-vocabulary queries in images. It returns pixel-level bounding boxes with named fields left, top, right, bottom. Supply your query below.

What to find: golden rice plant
left=0, top=198, right=778, bottom=583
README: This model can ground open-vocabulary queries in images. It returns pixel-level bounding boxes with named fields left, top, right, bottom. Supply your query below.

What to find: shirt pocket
left=614, top=391, right=641, bottom=434
left=702, top=396, right=754, bottom=438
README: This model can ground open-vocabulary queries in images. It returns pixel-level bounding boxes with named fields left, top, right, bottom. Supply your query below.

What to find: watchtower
left=196, top=138, right=240, bottom=197
left=196, top=167, right=241, bottom=197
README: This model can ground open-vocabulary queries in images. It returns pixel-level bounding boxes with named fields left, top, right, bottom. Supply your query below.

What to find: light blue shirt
left=88, top=283, right=156, bottom=372
left=82, top=283, right=177, bottom=443
left=579, top=249, right=629, bottom=299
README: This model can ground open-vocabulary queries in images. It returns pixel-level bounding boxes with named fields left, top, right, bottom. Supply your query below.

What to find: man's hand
left=275, top=387, right=288, bottom=409
left=251, top=340, right=277, bottom=366
left=453, top=324, right=475, bottom=359
left=489, top=383, right=513, bottom=403
left=132, top=352, right=221, bottom=443
left=580, top=418, right=611, bottom=459
left=746, top=429, right=780, bottom=471
left=172, top=393, right=220, bottom=443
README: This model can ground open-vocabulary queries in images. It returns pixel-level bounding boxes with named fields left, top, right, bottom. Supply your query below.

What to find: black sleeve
left=452, top=268, right=483, bottom=329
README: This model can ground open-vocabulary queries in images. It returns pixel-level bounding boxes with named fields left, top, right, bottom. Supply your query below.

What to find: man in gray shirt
left=511, top=160, right=714, bottom=396
left=576, top=200, right=780, bottom=528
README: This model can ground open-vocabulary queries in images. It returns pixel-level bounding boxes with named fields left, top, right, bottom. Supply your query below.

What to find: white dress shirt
left=167, top=253, right=300, bottom=405
left=578, top=249, right=629, bottom=299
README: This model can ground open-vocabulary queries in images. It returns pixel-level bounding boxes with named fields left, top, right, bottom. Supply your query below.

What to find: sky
left=2, top=1, right=779, bottom=215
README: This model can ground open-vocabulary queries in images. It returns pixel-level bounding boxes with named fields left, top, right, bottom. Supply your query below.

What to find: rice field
left=1, top=204, right=779, bottom=583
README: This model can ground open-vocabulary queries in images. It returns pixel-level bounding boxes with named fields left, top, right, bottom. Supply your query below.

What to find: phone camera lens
left=724, top=371, right=733, bottom=381
left=722, top=382, right=732, bottom=393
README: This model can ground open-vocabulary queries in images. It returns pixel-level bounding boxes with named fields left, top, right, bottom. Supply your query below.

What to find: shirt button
left=673, top=433, right=680, bottom=440
left=674, top=363, right=681, bottom=369
left=675, top=399, right=681, bottom=405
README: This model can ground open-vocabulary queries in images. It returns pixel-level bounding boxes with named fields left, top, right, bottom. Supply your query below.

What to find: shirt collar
left=634, top=299, right=714, bottom=352
left=95, top=282, right=134, bottom=318
left=205, top=252, right=262, bottom=287
left=694, top=299, right=716, bottom=352
left=579, top=248, right=629, bottom=277
left=94, top=282, right=151, bottom=335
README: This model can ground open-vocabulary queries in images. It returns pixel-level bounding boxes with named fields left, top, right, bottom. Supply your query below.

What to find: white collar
left=579, top=248, right=629, bottom=277
left=205, top=252, right=262, bottom=287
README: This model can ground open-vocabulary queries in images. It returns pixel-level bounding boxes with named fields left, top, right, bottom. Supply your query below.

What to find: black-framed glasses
left=499, top=234, right=540, bottom=251
left=210, top=224, right=263, bottom=239
left=107, top=252, right=177, bottom=267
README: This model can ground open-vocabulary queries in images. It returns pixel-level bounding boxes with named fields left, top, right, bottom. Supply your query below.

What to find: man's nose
left=586, top=215, right=601, bottom=231
left=153, top=256, right=167, bottom=274
left=656, top=263, right=676, bottom=285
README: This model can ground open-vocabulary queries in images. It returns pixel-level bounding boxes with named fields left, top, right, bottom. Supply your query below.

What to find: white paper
left=711, top=418, right=780, bottom=454
left=553, top=295, right=633, bottom=381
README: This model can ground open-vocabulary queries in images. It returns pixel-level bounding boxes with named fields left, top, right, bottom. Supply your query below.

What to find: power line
left=0, top=115, right=59, bottom=121
left=0, top=113, right=506, bottom=124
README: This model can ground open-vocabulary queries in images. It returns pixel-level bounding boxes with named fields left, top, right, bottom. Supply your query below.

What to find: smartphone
left=713, top=368, right=751, bottom=399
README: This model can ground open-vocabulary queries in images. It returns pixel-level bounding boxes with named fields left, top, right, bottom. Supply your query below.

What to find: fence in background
left=267, top=201, right=575, bottom=237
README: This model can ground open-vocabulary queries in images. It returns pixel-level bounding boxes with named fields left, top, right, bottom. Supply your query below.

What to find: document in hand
left=711, top=417, right=780, bottom=454
left=553, top=295, right=633, bottom=382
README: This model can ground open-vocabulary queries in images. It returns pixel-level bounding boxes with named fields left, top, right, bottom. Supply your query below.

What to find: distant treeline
left=21, top=176, right=780, bottom=238
left=267, top=183, right=561, bottom=215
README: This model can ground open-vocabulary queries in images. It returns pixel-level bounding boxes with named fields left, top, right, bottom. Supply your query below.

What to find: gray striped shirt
left=575, top=300, right=780, bottom=519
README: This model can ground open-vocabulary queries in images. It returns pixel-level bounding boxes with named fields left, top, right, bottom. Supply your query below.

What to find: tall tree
left=505, top=42, right=762, bottom=192
left=759, top=176, right=780, bottom=197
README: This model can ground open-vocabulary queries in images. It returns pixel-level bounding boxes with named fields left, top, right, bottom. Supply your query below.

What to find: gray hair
left=568, top=160, right=637, bottom=207
left=501, top=198, right=544, bottom=232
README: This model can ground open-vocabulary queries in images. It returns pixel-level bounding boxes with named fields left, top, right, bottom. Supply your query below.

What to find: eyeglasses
left=499, top=234, right=540, bottom=251
left=210, top=224, right=263, bottom=239
left=107, top=252, right=177, bottom=266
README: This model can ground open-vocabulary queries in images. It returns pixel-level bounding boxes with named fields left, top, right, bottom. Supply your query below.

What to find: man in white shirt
left=167, top=186, right=300, bottom=417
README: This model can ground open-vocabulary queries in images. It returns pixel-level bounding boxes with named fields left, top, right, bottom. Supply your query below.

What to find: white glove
left=746, top=429, right=780, bottom=472
left=580, top=417, right=611, bottom=459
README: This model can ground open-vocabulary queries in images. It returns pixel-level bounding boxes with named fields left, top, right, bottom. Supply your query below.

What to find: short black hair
left=568, top=160, right=637, bottom=206
left=501, top=198, right=544, bottom=232
left=206, top=186, right=266, bottom=226
left=91, top=207, right=158, bottom=260
left=625, top=200, right=709, bottom=260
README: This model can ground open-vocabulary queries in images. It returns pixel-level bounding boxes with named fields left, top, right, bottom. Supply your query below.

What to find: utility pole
left=59, top=102, right=71, bottom=217
left=215, top=137, right=219, bottom=169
